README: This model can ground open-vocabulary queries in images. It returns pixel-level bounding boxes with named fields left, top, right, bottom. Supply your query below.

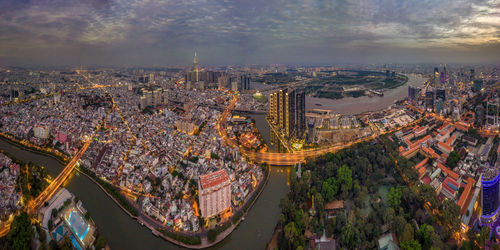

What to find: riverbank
left=0, top=132, right=274, bottom=249
left=306, top=74, right=426, bottom=115
left=78, top=163, right=271, bottom=249
left=205, top=165, right=271, bottom=246
left=0, top=129, right=289, bottom=249
left=75, top=167, right=207, bottom=248
left=0, top=133, right=69, bottom=164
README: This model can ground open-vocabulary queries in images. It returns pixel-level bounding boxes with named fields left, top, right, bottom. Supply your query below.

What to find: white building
left=198, top=169, right=231, bottom=218
left=34, top=125, right=50, bottom=139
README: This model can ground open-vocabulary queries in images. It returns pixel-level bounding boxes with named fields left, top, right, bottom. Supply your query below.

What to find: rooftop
left=199, top=169, right=230, bottom=190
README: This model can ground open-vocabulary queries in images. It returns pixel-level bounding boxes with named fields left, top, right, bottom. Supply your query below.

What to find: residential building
left=198, top=169, right=231, bottom=218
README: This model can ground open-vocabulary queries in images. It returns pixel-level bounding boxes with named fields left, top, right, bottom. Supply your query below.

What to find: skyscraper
left=193, top=51, right=199, bottom=82
left=480, top=169, right=500, bottom=225
left=408, top=86, right=419, bottom=103
left=268, top=88, right=305, bottom=139
left=433, top=67, right=440, bottom=86
left=295, top=90, right=306, bottom=138
left=436, top=88, right=446, bottom=101
left=239, top=75, right=251, bottom=90
left=425, top=88, right=434, bottom=112
left=486, top=96, right=499, bottom=127
left=440, top=65, right=447, bottom=83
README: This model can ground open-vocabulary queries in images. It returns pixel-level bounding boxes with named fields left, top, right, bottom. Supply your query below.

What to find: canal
left=0, top=138, right=289, bottom=250
left=0, top=74, right=425, bottom=249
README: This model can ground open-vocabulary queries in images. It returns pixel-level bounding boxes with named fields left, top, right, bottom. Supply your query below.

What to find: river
left=306, top=74, right=427, bottom=114
left=0, top=75, right=421, bottom=249
left=0, top=138, right=289, bottom=250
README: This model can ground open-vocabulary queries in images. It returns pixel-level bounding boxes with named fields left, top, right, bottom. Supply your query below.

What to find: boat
left=315, top=103, right=322, bottom=106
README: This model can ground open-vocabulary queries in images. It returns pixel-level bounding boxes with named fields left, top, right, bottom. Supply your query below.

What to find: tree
left=39, top=227, right=47, bottom=244
left=417, top=224, right=441, bottom=249
left=314, top=193, right=325, bottom=216
left=400, top=223, right=414, bottom=243
left=478, top=226, right=490, bottom=247
left=337, top=165, right=352, bottom=190
left=49, top=240, right=59, bottom=250
left=446, top=151, right=460, bottom=169
left=207, top=229, right=217, bottom=242
left=440, top=199, right=461, bottom=233
left=388, top=186, right=402, bottom=210
left=95, top=235, right=107, bottom=249
left=392, top=216, right=407, bottom=238
left=51, top=208, right=58, bottom=218
left=279, top=196, right=295, bottom=222
left=341, top=222, right=355, bottom=247
left=383, top=207, right=395, bottom=224
left=401, top=240, right=422, bottom=250
left=284, top=222, right=299, bottom=249
left=418, top=184, right=439, bottom=208
left=7, top=212, right=34, bottom=250
left=322, top=178, right=338, bottom=202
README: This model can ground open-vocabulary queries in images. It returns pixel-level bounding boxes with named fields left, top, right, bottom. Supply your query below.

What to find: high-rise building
left=306, top=119, right=315, bottom=143
left=198, top=169, right=231, bottom=218
left=486, top=96, right=499, bottom=127
left=480, top=169, right=500, bottom=225
left=239, top=75, right=251, bottom=90
left=433, top=67, right=440, bottom=86
left=218, top=75, right=230, bottom=89
left=440, top=71, right=447, bottom=83
left=470, top=69, right=475, bottom=81
left=408, top=86, right=419, bottom=102
left=139, top=95, right=147, bottom=110
left=268, top=88, right=305, bottom=138
left=149, top=73, right=155, bottom=83
left=436, top=88, right=446, bottom=101
left=295, top=90, right=306, bottom=138
left=139, top=75, right=149, bottom=84
left=193, top=51, right=199, bottom=82
left=153, top=88, right=162, bottom=106
left=144, top=90, right=152, bottom=107
left=231, top=79, right=239, bottom=92
left=34, top=125, right=50, bottom=139
left=425, top=88, right=434, bottom=112
left=440, top=65, right=447, bottom=83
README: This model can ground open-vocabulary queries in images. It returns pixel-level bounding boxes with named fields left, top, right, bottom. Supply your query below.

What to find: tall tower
left=268, top=88, right=303, bottom=138
left=193, top=51, right=199, bottom=82
left=480, top=169, right=500, bottom=226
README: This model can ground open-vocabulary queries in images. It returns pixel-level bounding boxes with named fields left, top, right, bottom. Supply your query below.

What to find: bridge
left=0, top=139, right=91, bottom=237
left=216, top=94, right=432, bottom=166
left=27, top=140, right=91, bottom=214
left=217, top=95, right=388, bottom=165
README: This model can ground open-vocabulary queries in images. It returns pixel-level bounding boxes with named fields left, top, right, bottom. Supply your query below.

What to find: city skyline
left=1, top=0, right=500, bottom=67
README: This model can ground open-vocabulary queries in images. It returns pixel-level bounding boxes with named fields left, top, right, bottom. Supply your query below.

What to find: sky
left=0, top=0, right=499, bottom=67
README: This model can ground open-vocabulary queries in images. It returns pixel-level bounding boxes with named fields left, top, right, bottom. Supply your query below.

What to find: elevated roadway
left=217, top=95, right=404, bottom=166
left=27, top=140, right=91, bottom=214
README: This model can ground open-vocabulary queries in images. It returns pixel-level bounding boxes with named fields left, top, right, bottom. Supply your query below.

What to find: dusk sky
left=1, top=0, right=499, bottom=66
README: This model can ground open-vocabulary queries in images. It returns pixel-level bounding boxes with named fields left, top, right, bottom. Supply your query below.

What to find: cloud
left=0, top=0, right=499, bottom=66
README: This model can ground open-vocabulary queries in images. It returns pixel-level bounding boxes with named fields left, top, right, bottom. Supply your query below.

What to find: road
left=216, top=94, right=409, bottom=166
left=0, top=139, right=91, bottom=237
left=27, top=140, right=91, bottom=214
